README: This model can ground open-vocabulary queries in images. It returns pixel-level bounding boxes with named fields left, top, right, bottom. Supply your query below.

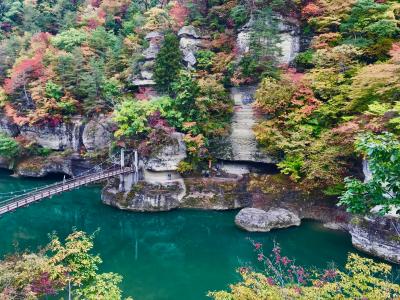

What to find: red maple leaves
left=4, top=54, right=44, bottom=95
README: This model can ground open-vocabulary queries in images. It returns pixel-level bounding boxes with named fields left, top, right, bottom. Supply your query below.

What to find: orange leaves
left=30, top=32, right=52, bottom=54
left=169, top=1, right=189, bottom=29
left=3, top=53, right=44, bottom=95
left=3, top=103, right=30, bottom=125
left=389, top=42, right=400, bottom=63
left=301, top=3, right=322, bottom=19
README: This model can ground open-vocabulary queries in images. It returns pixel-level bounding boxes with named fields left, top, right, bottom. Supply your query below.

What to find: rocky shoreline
left=0, top=147, right=398, bottom=264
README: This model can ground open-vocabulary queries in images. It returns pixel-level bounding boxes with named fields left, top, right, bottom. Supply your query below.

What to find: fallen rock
left=235, top=207, right=301, bottom=232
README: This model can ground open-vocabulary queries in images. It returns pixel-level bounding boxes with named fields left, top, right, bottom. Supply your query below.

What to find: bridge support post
left=119, top=148, right=125, bottom=192
left=133, top=150, right=139, bottom=184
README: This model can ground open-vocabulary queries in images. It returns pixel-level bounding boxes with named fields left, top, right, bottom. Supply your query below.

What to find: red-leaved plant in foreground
left=244, top=239, right=338, bottom=288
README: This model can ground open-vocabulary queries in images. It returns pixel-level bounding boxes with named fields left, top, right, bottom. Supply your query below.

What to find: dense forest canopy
left=0, top=0, right=399, bottom=210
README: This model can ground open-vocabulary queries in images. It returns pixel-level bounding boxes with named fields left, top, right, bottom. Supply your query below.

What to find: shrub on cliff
left=154, top=32, right=183, bottom=95
left=339, top=132, right=400, bottom=215
left=0, top=134, right=20, bottom=159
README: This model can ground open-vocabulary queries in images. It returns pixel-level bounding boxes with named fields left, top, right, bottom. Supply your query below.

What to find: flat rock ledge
left=235, top=207, right=301, bottom=232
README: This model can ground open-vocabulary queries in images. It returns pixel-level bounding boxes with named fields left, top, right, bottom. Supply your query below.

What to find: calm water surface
left=0, top=170, right=361, bottom=300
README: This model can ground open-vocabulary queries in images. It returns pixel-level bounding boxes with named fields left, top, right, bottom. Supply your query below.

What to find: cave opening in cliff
left=217, top=160, right=279, bottom=175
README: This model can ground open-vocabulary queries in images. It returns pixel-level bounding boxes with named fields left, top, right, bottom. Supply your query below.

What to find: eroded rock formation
left=235, top=207, right=301, bottom=232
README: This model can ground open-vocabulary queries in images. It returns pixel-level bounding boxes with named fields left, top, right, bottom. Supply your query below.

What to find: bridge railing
left=0, top=165, right=128, bottom=210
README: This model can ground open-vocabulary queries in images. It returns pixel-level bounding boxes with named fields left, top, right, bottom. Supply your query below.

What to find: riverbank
left=0, top=170, right=363, bottom=300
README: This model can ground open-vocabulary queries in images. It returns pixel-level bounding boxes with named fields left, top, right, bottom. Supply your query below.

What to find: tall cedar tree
left=154, top=32, right=183, bottom=95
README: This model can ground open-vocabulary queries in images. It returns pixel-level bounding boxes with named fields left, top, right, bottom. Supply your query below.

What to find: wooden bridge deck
left=0, top=167, right=133, bottom=216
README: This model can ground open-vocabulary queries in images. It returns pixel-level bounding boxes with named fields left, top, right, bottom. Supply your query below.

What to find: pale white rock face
left=144, top=132, right=187, bottom=171
left=0, top=114, right=19, bottom=137
left=221, top=162, right=250, bottom=176
left=235, top=207, right=301, bottom=232
left=236, top=15, right=300, bottom=64
left=82, top=116, right=114, bottom=152
left=218, top=85, right=277, bottom=163
left=132, top=79, right=155, bottom=86
left=179, top=37, right=202, bottom=68
left=140, top=70, right=154, bottom=80
left=145, top=31, right=163, bottom=40
left=143, top=41, right=161, bottom=60
left=362, top=159, right=372, bottom=182
left=236, top=31, right=251, bottom=55
left=178, top=25, right=200, bottom=39
left=277, top=32, right=300, bottom=64
left=19, top=117, right=82, bottom=151
left=133, top=31, right=163, bottom=86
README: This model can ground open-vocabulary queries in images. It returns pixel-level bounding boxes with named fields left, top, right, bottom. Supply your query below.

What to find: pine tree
left=153, top=32, right=183, bottom=95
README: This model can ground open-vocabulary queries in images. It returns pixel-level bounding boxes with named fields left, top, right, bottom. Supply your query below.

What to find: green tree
left=48, top=230, right=102, bottom=288
left=0, top=230, right=130, bottom=300
left=51, top=28, right=87, bottom=51
left=340, top=0, right=398, bottom=41
left=171, top=70, right=200, bottom=122
left=114, top=98, right=156, bottom=137
left=339, top=132, right=400, bottom=215
left=195, top=50, right=215, bottom=71
left=0, top=134, right=20, bottom=159
left=88, top=27, right=118, bottom=57
left=45, top=80, right=63, bottom=100
left=229, top=5, right=249, bottom=28
left=75, top=273, right=124, bottom=300
left=154, top=32, right=183, bottom=95
left=244, top=7, right=282, bottom=79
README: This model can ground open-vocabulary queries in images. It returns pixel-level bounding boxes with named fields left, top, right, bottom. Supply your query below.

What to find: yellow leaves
left=211, top=52, right=235, bottom=78
left=123, top=34, right=142, bottom=54
left=0, top=87, right=7, bottom=108
left=346, top=61, right=400, bottom=113
left=143, top=8, right=172, bottom=33
left=254, top=77, right=295, bottom=115
left=209, top=253, right=400, bottom=300
left=313, top=45, right=362, bottom=68
left=310, top=0, right=356, bottom=33
left=351, top=62, right=400, bottom=98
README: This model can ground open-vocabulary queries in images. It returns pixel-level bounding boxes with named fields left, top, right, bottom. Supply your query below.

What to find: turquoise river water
left=0, top=170, right=367, bottom=300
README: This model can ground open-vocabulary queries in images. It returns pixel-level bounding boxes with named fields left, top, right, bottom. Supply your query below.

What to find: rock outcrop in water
left=349, top=214, right=400, bottom=264
left=235, top=207, right=301, bottom=232
left=102, top=132, right=252, bottom=211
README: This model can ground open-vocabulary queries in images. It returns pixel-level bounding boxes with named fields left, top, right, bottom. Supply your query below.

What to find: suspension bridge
left=0, top=150, right=139, bottom=216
